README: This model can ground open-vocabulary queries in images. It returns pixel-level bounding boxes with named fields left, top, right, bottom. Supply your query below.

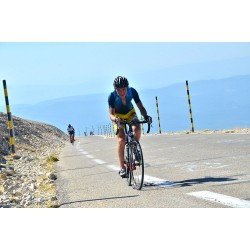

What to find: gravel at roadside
left=0, top=112, right=68, bottom=208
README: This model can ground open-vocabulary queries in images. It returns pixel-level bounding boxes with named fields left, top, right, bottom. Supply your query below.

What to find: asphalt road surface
left=56, top=133, right=250, bottom=208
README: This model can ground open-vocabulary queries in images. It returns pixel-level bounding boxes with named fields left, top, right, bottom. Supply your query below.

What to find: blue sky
left=0, top=1, right=250, bottom=105
left=1, top=42, right=250, bottom=105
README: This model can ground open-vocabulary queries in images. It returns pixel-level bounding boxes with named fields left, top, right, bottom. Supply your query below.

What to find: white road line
left=188, top=191, right=250, bottom=208
left=76, top=142, right=81, bottom=149
left=144, top=175, right=175, bottom=187
left=106, top=165, right=119, bottom=171
left=76, top=144, right=88, bottom=155
left=93, top=159, right=106, bottom=164
left=105, top=164, right=174, bottom=187
left=76, top=144, right=174, bottom=187
left=80, top=151, right=88, bottom=155
left=85, top=154, right=94, bottom=158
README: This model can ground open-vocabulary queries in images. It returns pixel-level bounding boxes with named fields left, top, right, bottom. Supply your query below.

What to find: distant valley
left=2, top=74, right=250, bottom=135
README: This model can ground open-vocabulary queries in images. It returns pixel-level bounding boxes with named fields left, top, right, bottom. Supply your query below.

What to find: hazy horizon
left=1, top=42, right=250, bottom=105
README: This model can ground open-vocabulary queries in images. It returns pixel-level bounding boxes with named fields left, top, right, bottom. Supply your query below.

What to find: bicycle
left=69, top=133, right=75, bottom=144
left=117, top=119, right=151, bottom=190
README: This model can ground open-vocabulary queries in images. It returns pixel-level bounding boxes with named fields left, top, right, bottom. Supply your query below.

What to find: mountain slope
left=4, top=74, right=250, bottom=134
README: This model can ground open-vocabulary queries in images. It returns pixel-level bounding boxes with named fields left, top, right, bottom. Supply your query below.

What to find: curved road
left=56, top=133, right=250, bottom=208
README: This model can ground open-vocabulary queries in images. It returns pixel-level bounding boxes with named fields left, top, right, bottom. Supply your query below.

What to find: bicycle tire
left=125, top=144, right=132, bottom=186
left=131, top=140, right=144, bottom=190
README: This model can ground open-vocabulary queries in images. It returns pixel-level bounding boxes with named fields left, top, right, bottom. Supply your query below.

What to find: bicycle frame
left=117, top=119, right=150, bottom=189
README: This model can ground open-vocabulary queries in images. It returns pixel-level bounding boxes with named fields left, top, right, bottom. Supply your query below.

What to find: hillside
left=0, top=112, right=68, bottom=208
left=140, top=74, right=250, bottom=132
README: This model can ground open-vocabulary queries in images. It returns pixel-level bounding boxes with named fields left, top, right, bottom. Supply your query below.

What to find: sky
left=1, top=42, right=250, bottom=105
left=0, top=1, right=250, bottom=106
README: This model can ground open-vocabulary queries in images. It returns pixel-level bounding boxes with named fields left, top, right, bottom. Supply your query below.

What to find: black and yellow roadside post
left=2, top=80, right=15, bottom=154
left=186, top=80, right=195, bottom=132
left=155, top=96, right=161, bottom=134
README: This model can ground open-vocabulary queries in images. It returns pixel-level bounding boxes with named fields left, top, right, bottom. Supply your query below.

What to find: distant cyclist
left=67, top=124, right=75, bottom=143
left=108, top=76, right=152, bottom=177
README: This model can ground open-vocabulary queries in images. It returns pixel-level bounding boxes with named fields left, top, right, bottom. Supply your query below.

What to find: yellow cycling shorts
left=113, top=108, right=138, bottom=132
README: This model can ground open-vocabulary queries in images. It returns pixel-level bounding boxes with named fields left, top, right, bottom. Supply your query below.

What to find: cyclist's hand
left=144, top=115, right=152, bottom=124
left=114, top=117, right=120, bottom=124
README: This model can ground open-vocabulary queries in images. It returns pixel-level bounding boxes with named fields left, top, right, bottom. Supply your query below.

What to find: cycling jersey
left=108, top=87, right=141, bottom=114
left=67, top=126, right=75, bottom=134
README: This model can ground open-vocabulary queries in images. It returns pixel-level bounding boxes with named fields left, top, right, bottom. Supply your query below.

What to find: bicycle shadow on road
left=143, top=176, right=237, bottom=190
left=170, top=176, right=237, bottom=187
left=58, top=195, right=139, bottom=207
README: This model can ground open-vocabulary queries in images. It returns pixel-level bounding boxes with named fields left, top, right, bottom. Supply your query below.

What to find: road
left=56, top=133, right=250, bottom=208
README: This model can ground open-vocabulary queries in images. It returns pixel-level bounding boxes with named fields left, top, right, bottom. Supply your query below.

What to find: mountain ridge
left=2, top=74, right=250, bottom=134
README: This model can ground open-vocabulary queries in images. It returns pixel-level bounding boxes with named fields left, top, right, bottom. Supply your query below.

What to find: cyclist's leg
left=117, top=128, right=126, bottom=170
left=114, top=110, right=134, bottom=174
left=132, top=123, right=141, bottom=141
left=127, top=111, right=141, bottom=141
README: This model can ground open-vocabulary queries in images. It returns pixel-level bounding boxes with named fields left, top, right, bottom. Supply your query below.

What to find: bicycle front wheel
left=125, top=144, right=132, bottom=186
left=131, top=140, right=144, bottom=190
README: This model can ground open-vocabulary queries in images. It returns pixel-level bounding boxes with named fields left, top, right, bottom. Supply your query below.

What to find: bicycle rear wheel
left=131, top=140, right=144, bottom=190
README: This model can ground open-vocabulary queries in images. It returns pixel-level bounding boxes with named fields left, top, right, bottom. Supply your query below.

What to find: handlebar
left=116, top=119, right=151, bottom=135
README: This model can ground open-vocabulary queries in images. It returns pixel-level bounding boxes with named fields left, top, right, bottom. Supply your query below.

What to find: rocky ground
left=0, top=112, right=68, bottom=208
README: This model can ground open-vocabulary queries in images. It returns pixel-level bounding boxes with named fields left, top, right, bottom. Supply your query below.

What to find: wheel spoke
left=131, top=141, right=144, bottom=190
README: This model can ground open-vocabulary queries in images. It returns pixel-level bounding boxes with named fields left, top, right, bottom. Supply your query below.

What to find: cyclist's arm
left=136, top=101, right=148, bottom=118
left=109, top=107, right=118, bottom=123
left=132, top=88, right=149, bottom=119
left=108, top=93, right=119, bottom=123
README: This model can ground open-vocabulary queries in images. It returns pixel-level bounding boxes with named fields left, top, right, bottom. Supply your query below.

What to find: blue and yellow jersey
left=108, top=87, right=141, bottom=114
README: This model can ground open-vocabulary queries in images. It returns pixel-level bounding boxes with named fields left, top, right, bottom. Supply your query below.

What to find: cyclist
left=108, top=76, right=152, bottom=177
left=67, top=124, right=75, bottom=143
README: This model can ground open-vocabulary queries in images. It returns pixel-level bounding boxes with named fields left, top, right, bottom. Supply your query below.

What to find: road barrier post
left=186, top=80, right=195, bottom=132
left=2, top=80, right=15, bottom=154
left=155, top=96, right=161, bottom=134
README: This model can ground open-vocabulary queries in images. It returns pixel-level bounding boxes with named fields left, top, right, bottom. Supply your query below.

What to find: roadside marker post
left=2, top=80, right=15, bottom=154
left=155, top=96, right=161, bottom=134
left=186, top=80, right=195, bottom=132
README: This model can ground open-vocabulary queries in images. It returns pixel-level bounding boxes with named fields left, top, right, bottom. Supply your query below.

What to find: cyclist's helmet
left=113, top=76, right=129, bottom=89
left=68, top=124, right=71, bottom=127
